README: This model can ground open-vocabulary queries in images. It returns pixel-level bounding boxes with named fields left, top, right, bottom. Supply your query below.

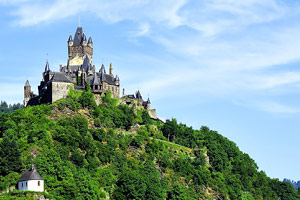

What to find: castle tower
left=24, top=80, right=31, bottom=107
left=109, top=63, right=113, bottom=76
left=68, top=26, right=93, bottom=65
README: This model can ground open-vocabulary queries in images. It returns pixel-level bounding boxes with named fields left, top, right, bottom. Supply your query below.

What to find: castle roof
left=44, top=60, right=50, bottom=73
left=88, top=36, right=93, bottom=43
left=91, top=72, right=100, bottom=85
left=136, top=90, right=143, bottom=101
left=19, top=165, right=43, bottom=181
left=25, top=80, right=30, bottom=87
left=50, top=72, right=73, bottom=83
left=73, top=26, right=84, bottom=46
left=68, top=34, right=73, bottom=42
left=99, top=64, right=106, bottom=74
left=82, top=55, right=91, bottom=72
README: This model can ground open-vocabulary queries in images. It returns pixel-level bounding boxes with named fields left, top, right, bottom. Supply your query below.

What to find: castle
left=24, top=25, right=154, bottom=115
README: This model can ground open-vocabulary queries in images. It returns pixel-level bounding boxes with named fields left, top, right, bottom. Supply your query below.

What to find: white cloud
left=255, top=101, right=300, bottom=114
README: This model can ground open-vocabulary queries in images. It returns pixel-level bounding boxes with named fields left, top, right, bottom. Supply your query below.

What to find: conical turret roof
left=73, top=26, right=84, bottom=46
left=25, top=80, right=30, bottom=87
left=44, top=60, right=50, bottom=72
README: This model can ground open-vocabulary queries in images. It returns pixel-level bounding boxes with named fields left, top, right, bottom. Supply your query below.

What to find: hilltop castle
left=24, top=25, right=153, bottom=114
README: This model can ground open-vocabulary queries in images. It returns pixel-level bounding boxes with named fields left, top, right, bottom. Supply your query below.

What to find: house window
left=22, top=183, right=23, bottom=187
left=38, top=181, right=40, bottom=186
left=26, top=182, right=27, bottom=187
left=112, top=87, right=114, bottom=91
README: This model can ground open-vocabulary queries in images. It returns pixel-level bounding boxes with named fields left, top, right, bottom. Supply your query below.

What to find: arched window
left=38, top=181, right=40, bottom=186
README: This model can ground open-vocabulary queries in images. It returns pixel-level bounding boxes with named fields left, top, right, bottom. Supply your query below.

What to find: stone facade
left=50, top=82, right=72, bottom=103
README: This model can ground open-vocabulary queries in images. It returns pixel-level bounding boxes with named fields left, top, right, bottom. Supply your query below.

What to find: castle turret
left=109, top=63, right=113, bottom=76
left=68, top=34, right=73, bottom=46
left=82, top=32, right=87, bottom=46
left=88, top=36, right=93, bottom=48
left=68, top=26, right=93, bottom=65
left=24, top=80, right=31, bottom=107
left=44, top=60, right=50, bottom=73
left=115, top=74, right=120, bottom=86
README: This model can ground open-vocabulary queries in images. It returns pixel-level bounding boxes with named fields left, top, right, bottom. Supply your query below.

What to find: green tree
left=79, top=83, right=96, bottom=109
left=114, top=170, right=147, bottom=199
left=0, top=135, right=23, bottom=176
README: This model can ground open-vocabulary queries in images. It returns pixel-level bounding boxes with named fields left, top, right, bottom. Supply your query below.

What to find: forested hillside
left=0, top=85, right=299, bottom=199
left=284, top=179, right=300, bottom=191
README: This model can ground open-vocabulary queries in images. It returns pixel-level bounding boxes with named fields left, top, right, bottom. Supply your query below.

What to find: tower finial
left=79, top=16, right=81, bottom=27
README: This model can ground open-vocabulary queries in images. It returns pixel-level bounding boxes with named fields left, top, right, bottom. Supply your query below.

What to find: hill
left=0, top=85, right=299, bottom=199
left=284, top=179, right=300, bottom=191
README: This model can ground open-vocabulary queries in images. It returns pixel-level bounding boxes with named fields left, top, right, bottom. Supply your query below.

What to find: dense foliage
left=0, top=101, right=23, bottom=114
left=284, top=178, right=300, bottom=191
left=0, top=87, right=299, bottom=199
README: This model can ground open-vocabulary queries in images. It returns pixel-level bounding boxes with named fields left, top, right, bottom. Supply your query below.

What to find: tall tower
left=24, top=80, right=31, bottom=107
left=109, top=63, right=113, bottom=76
left=68, top=26, right=93, bottom=65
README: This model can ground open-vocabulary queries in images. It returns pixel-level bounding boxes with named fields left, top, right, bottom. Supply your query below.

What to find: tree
left=79, top=83, right=96, bottom=109
left=161, top=118, right=178, bottom=142
left=141, top=110, right=151, bottom=125
left=114, top=170, right=147, bottom=199
left=0, top=135, right=23, bottom=176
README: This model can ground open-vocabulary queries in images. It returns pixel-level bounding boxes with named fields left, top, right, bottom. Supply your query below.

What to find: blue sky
left=0, top=0, right=300, bottom=180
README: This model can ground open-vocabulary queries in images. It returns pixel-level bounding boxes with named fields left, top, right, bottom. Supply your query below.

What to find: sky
left=0, top=0, right=300, bottom=181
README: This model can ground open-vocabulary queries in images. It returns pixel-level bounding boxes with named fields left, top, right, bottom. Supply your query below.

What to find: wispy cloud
left=255, top=101, right=300, bottom=114
left=3, top=0, right=300, bottom=113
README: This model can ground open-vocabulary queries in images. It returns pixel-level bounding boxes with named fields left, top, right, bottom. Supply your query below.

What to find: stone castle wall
left=51, top=82, right=73, bottom=103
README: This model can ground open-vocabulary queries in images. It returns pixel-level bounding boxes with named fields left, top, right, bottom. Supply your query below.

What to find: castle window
left=38, top=181, right=40, bottom=186
left=112, top=87, right=114, bottom=91
left=108, top=86, right=110, bottom=90
left=26, top=182, right=27, bottom=187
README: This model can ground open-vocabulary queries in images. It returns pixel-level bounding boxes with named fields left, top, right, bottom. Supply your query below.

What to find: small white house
left=18, top=165, right=44, bottom=192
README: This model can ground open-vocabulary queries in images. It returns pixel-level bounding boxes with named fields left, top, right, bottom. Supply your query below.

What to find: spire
left=68, top=34, right=73, bottom=42
left=82, top=32, right=87, bottom=41
left=78, top=16, right=81, bottom=27
left=88, top=36, right=93, bottom=43
left=136, top=90, right=143, bottom=100
left=44, top=60, right=50, bottom=72
left=82, top=55, right=91, bottom=72
left=91, top=72, right=100, bottom=85
left=73, top=26, right=84, bottom=46
left=147, top=97, right=151, bottom=104
left=99, top=64, right=106, bottom=74
left=25, top=80, right=30, bottom=87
